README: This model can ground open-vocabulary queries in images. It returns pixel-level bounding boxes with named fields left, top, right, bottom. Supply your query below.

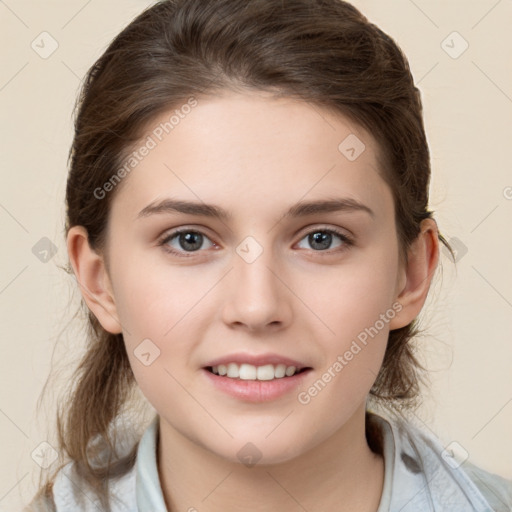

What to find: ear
left=67, top=225, right=123, bottom=334
left=389, top=218, right=440, bottom=330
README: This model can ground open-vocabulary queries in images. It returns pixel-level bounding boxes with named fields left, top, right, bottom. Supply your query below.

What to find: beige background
left=1, top=0, right=511, bottom=509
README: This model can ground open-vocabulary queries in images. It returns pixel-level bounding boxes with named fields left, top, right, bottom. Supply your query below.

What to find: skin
left=68, top=89, right=439, bottom=511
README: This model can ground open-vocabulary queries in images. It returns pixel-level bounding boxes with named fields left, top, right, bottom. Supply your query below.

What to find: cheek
left=296, top=284, right=392, bottom=428
left=111, top=248, right=215, bottom=337
left=295, top=243, right=398, bottom=401
left=301, top=248, right=398, bottom=343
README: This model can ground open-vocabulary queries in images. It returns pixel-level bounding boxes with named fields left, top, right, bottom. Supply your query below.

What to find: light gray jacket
left=25, top=412, right=512, bottom=511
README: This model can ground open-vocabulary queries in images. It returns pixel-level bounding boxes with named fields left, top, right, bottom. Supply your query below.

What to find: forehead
left=110, top=90, right=393, bottom=224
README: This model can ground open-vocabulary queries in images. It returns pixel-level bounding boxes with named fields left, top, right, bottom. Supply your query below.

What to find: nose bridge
left=222, top=234, right=291, bottom=329
left=234, top=234, right=281, bottom=300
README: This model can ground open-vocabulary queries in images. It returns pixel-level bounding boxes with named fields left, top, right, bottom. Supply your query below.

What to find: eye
left=158, top=226, right=354, bottom=258
left=296, top=228, right=353, bottom=253
left=158, top=229, right=216, bottom=257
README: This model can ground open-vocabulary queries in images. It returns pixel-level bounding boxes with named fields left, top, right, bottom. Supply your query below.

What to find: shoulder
left=369, top=411, right=512, bottom=511
left=462, top=460, right=512, bottom=512
left=25, top=416, right=160, bottom=511
left=403, top=420, right=512, bottom=510
left=30, top=461, right=137, bottom=512
left=56, top=461, right=137, bottom=511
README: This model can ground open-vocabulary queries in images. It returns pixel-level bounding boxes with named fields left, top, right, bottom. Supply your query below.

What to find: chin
left=207, top=432, right=313, bottom=467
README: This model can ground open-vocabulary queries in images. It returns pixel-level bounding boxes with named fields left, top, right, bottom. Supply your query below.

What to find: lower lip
left=202, top=368, right=312, bottom=402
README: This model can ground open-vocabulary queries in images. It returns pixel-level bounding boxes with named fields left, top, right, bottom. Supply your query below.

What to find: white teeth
left=227, top=363, right=239, bottom=378
left=210, top=363, right=302, bottom=380
left=239, top=364, right=257, bottom=380
left=256, top=364, right=274, bottom=381
left=274, top=364, right=286, bottom=378
left=285, top=366, right=296, bottom=377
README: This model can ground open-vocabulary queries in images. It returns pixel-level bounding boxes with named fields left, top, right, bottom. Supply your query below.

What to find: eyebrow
left=137, top=197, right=375, bottom=221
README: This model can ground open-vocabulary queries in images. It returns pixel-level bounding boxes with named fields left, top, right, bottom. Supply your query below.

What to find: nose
left=221, top=242, right=293, bottom=332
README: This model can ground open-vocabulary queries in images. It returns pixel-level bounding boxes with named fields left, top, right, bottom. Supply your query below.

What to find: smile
left=207, top=363, right=308, bottom=380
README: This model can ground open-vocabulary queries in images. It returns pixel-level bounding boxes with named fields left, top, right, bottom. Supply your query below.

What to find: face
left=103, top=90, right=406, bottom=464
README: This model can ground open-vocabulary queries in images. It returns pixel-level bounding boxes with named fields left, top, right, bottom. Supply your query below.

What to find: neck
left=157, top=404, right=385, bottom=512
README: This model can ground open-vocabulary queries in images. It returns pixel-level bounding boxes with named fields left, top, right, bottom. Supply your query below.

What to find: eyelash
left=157, top=226, right=354, bottom=259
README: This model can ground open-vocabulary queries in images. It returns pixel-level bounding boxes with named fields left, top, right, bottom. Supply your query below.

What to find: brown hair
left=29, top=0, right=454, bottom=509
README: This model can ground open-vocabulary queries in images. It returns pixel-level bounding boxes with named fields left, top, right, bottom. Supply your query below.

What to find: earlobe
left=66, top=226, right=123, bottom=334
left=389, top=219, right=440, bottom=330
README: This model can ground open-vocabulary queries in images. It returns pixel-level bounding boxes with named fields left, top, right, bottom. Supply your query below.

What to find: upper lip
left=203, top=353, right=310, bottom=371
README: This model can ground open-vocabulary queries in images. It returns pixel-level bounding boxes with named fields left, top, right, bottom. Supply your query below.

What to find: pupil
left=310, top=231, right=331, bottom=250
left=180, top=232, right=202, bottom=251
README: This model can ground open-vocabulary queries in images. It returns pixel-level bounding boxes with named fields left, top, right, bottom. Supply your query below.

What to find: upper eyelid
left=160, top=223, right=351, bottom=236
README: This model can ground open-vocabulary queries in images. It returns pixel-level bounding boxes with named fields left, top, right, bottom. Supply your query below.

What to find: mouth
left=202, top=363, right=313, bottom=402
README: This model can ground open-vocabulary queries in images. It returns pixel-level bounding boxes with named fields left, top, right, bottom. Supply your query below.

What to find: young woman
left=26, top=0, right=512, bottom=510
